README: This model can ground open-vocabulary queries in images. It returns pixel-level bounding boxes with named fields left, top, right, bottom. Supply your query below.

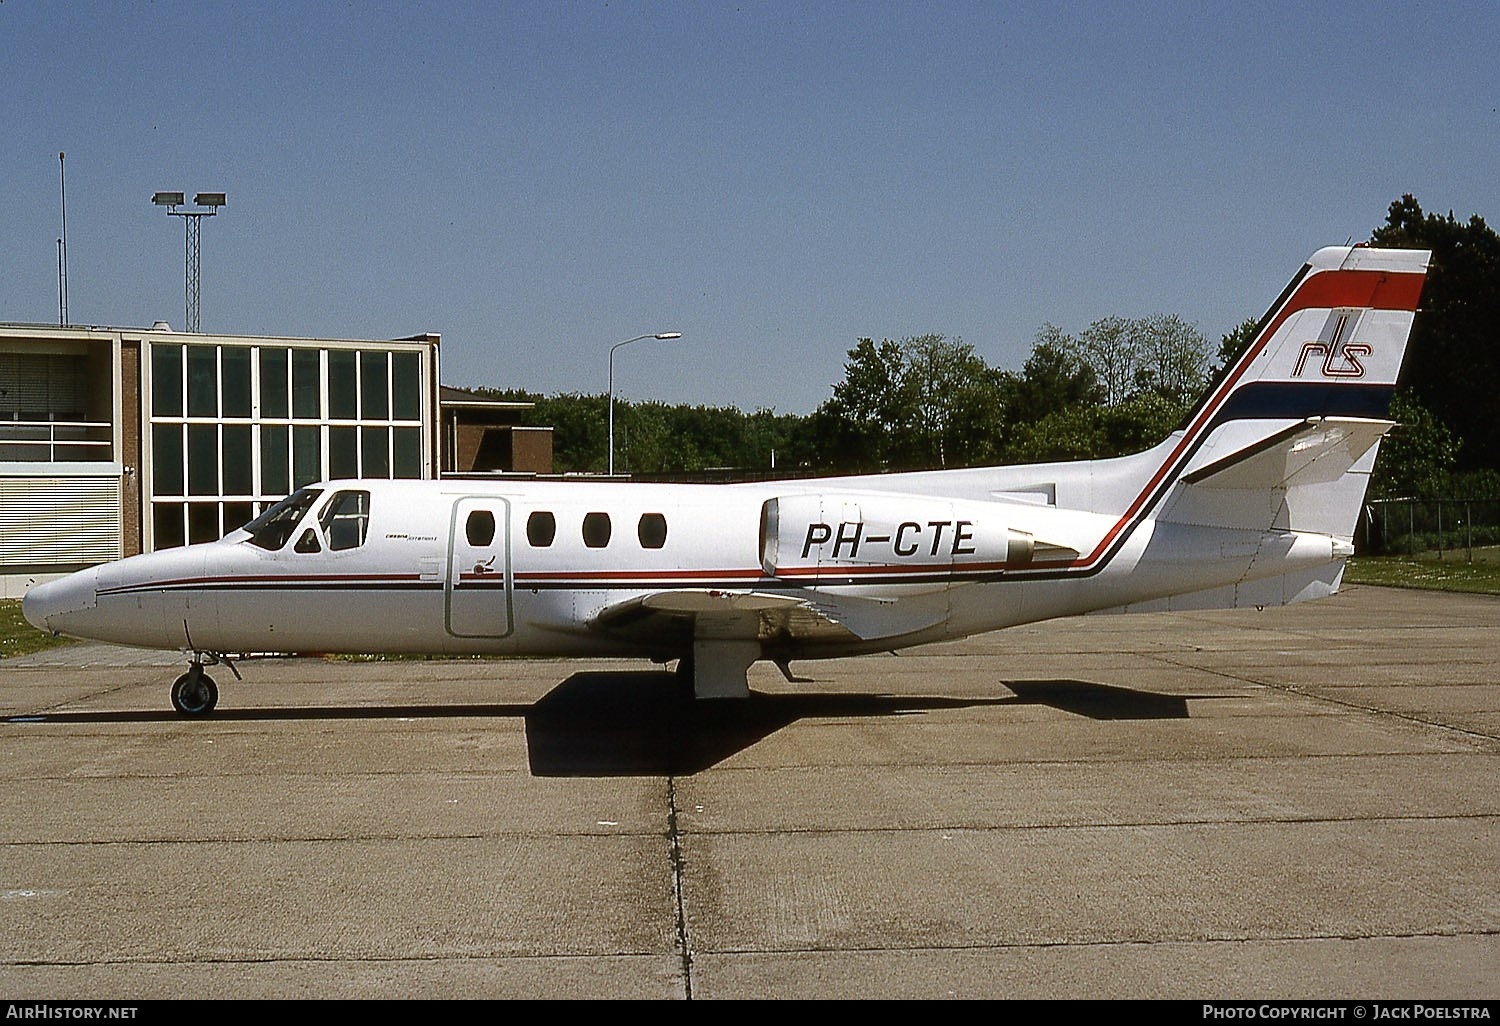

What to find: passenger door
left=446, top=496, right=512, bottom=639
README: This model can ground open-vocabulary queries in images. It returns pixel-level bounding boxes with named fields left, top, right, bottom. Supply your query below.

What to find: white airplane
left=24, top=245, right=1429, bottom=715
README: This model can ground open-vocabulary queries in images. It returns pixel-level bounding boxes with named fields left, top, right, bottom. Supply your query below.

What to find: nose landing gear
left=171, top=664, right=218, bottom=716
left=170, top=652, right=240, bottom=716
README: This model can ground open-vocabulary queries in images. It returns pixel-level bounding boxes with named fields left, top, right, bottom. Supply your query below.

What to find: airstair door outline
left=446, top=496, right=513, bottom=638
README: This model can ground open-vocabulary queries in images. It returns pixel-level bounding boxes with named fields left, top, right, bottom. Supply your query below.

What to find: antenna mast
left=58, top=152, right=69, bottom=325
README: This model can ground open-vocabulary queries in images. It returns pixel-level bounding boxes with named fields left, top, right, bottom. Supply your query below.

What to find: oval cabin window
left=526, top=511, right=556, bottom=547
left=638, top=513, right=667, bottom=549
left=582, top=512, right=612, bottom=548
left=466, top=509, right=496, bottom=547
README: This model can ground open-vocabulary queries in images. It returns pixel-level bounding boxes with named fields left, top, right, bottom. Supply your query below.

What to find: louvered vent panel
left=0, top=477, right=122, bottom=564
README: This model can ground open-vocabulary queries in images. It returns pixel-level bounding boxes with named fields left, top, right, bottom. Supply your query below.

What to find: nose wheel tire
left=171, top=669, right=219, bottom=716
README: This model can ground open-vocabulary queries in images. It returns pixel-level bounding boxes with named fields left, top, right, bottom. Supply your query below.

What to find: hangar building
left=0, top=322, right=441, bottom=596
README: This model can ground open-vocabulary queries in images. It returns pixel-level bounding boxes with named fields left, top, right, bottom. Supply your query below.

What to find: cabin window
left=466, top=509, right=497, bottom=547
left=526, top=511, right=556, bottom=547
left=582, top=511, right=612, bottom=548
left=638, top=513, right=668, bottom=549
left=320, top=489, right=371, bottom=551
left=243, top=487, right=323, bottom=551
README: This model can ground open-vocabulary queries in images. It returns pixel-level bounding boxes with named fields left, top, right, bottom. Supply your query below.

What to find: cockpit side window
left=319, top=490, right=371, bottom=551
left=243, top=488, right=323, bottom=551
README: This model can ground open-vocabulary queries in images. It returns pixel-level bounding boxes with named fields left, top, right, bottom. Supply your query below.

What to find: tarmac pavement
left=0, top=584, right=1495, bottom=999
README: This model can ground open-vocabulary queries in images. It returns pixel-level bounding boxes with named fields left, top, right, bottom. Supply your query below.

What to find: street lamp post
left=608, top=332, right=682, bottom=476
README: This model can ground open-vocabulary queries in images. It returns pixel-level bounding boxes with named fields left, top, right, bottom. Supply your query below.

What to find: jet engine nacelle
left=759, top=493, right=1058, bottom=579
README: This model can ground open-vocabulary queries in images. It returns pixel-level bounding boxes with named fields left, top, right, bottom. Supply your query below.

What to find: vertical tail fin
left=1094, top=246, right=1430, bottom=614
left=1187, top=245, right=1428, bottom=438
left=1161, top=245, right=1430, bottom=538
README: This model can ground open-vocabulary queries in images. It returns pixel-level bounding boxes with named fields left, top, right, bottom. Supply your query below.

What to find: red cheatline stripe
left=515, top=567, right=765, bottom=582
left=101, top=573, right=425, bottom=593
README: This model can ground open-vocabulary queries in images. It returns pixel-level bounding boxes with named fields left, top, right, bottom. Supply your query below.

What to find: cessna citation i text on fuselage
left=24, top=246, right=1430, bottom=714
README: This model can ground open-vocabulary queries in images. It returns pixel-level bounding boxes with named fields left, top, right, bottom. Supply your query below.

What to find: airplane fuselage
left=26, top=471, right=1343, bottom=664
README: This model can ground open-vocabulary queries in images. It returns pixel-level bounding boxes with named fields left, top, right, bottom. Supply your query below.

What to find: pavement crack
left=1146, top=652, right=1500, bottom=746
left=666, top=774, right=693, bottom=1000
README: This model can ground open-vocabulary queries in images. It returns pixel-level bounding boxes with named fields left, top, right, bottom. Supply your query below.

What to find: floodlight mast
left=152, top=191, right=225, bottom=332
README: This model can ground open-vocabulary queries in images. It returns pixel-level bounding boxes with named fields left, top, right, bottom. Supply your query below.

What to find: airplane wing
left=588, top=587, right=952, bottom=646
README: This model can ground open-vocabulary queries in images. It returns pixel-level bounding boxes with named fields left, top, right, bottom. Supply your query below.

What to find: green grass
left=0, top=600, right=77, bottom=659
left=1345, top=555, right=1500, bottom=595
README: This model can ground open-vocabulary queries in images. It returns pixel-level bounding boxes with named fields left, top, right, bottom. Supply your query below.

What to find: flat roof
left=0, top=322, right=440, bottom=349
left=440, top=385, right=533, bottom=410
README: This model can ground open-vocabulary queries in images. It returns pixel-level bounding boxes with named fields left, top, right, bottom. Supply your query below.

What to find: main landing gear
left=170, top=652, right=240, bottom=717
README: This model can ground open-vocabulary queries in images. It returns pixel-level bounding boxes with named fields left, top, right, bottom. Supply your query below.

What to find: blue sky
left=2, top=1, right=1495, bottom=413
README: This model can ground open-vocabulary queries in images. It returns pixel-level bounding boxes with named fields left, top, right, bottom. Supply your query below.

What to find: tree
left=816, top=338, right=912, bottom=470
left=1370, top=195, right=1500, bottom=473
left=1211, top=318, right=1258, bottom=378
left=996, top=335, right=1100, bottom=426
left=1004, top=391, right=1192, bottom=464
left=1051, top=315, right=1209, bottom=406
left=467, top=388, right=810, bottom=475
left=1074, top=316, right=1139, bottom=406
left=995, top=318, right=1201, bottom=465
left=814, top=335, right=1008, bottom=471
left=1131, top=313, right=1209, bottom=403
left=902, top=334, right=1010, bottom=468
left=1369, top=391, right=1460, bottom=499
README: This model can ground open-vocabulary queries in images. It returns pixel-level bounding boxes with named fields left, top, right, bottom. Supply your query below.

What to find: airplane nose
left=22, top=569, right=99, bottom=636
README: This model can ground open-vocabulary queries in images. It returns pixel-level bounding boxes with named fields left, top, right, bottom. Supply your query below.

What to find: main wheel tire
left=674, top=654, right=695, bottom=701
left=171, top=671, right=219, bottom=716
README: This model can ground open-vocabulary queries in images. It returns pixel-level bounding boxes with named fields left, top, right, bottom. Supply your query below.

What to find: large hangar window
left=148, top=342, right=429, bottom=549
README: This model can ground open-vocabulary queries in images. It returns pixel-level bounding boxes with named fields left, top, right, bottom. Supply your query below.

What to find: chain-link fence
left=1362, top=498, right=1500, bottom=559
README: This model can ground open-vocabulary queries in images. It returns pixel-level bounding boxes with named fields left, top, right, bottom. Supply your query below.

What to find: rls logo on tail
left=1292, top=311, right=1368, bottom=378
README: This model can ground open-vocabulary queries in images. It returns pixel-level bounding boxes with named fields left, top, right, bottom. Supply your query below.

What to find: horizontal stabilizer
left=1181, top=417, right=1393, bottom=491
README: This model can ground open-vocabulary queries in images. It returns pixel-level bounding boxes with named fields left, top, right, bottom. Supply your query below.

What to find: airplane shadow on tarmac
left=5, top=673, right=1211, bottom=777
left=522, top=672, right=1209, bottom=776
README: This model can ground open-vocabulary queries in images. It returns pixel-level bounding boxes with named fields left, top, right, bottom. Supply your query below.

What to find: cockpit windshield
left=242, top=488, right=323, bottom=551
